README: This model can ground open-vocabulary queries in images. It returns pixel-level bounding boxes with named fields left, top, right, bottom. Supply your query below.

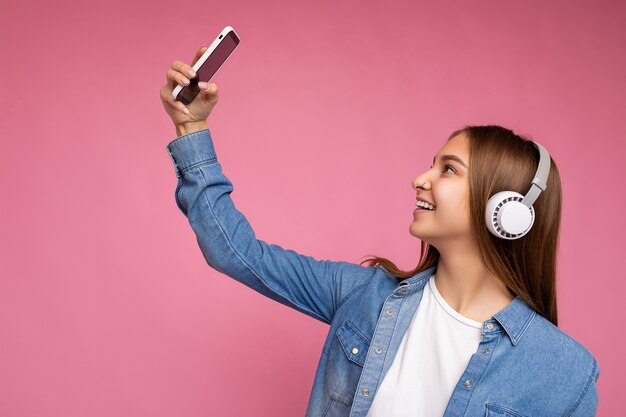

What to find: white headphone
left=485, top=141, right=551, bottom=240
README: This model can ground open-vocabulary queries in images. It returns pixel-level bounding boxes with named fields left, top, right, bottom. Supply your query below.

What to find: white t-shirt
left=365, top=274, right=483, bottom=417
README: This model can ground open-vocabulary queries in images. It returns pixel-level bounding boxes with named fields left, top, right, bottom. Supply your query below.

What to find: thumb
left=198, top=82, right=218, bottom=102
left=199, top=82, right=217, bottom=95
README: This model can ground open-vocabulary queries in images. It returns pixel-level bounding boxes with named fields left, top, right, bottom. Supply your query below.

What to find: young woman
left=159, top=46, right=600, bottom=417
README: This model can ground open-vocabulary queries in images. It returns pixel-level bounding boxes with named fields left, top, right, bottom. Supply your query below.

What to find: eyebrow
left=432, top=154, right=468, bottom=169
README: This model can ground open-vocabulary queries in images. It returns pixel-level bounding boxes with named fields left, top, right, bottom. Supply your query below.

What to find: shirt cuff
left=165, top=128, right=217, bottom=177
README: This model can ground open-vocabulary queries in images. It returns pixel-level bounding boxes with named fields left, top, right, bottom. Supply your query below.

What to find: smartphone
left=172, top=26, right=241, bottom=105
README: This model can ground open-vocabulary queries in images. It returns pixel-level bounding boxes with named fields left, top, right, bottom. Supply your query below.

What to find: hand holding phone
left=159, top=26, right=240, bottom=131
left=173, top=26, right=240, bottom=105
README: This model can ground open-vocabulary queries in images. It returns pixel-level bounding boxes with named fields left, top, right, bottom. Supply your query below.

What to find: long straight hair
left=360, top=125, right=562, bottom=326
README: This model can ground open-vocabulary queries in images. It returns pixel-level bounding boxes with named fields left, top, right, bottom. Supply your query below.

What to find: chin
left=409, top=225, right=430, bottom=242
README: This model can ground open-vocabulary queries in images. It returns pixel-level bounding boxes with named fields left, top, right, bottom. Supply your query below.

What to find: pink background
left=1, top=0, right=624, bottom=415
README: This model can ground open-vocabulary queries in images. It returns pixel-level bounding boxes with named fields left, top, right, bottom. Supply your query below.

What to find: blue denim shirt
left=165, top=128, right=600, bottom=417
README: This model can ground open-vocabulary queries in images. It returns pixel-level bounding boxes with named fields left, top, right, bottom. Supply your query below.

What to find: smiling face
left=409, top=133, right=472, bottom=249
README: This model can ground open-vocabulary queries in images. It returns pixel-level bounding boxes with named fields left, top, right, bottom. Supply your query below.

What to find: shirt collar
left=492, top=295, right=537, bottom=345
left=396, top=265, right=537, bottom=345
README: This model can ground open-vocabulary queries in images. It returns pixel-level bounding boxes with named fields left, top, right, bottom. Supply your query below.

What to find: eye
left=429, top=164, right=456, bottom=174
left=442, top=164, right=455, bottom=174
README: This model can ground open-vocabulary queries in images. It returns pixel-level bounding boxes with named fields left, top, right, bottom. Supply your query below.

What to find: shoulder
left=530, top=314, right=596, bottom=358
left=497, top=312, right=600, bottom=414
left=524, top=312, right=600, bottom=382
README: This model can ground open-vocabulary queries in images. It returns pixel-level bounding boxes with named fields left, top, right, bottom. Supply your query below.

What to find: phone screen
left=177, top=30, right=240, bottom=105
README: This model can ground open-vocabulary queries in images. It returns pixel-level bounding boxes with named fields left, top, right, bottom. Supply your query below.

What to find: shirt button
left=400, top=287, right=408, bottom=294
left=352, top=347, right=359, bottom=355
left=482, top=348, right=490, bottom=354
left=375, top=347, right=383, bottom=355
left=486, top=323, right=494, bottom=330
left=362, top=388, right=370, bottom=397
left=385, top=309, right=394, bottom=317
left=464, top=379, right=473, bottom=388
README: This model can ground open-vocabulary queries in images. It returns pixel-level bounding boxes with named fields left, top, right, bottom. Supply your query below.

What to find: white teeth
left=416, top=200, right=435, bottom=210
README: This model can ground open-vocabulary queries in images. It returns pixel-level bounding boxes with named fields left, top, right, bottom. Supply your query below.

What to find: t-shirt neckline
left=428, top=275, right=483, bottom=329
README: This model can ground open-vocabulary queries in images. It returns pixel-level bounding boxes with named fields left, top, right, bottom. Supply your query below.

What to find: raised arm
left=159, top=46, right=378, bottom=324
left=165, top=128, right=376, bottom=324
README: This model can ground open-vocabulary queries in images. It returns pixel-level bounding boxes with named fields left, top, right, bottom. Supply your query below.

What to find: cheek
left=434, top=185, right=470, bottom=214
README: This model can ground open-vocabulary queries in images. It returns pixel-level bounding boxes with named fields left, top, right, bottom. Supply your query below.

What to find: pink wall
left=1, top=0, right=623, bottom=415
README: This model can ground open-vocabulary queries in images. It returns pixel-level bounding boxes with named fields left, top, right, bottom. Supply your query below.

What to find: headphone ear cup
left=485, top=191, right=535, bottom=240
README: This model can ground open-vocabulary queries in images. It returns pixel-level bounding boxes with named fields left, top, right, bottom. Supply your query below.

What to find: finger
left=191, top=45, right=208, bottom=66
left=170, top=96, right=191, bottom=115
left=159, top=84, right=191, bottom=115
left=199, top=82, right=218, bottom=95
left=166, top=68, right=191, bottom=88
left=171, top=60, right=197, bottom=80
left=159, top=84, right=171, bottom=101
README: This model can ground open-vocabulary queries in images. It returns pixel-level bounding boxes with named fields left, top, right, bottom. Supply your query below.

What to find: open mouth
left=415, top=200, right=436, bottom=211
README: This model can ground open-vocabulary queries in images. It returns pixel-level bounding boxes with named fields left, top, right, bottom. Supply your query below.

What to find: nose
left=412, top=173, right=430, bottom=190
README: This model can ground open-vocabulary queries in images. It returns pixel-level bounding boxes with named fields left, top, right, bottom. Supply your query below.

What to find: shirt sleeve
left=165, top=128, right=377, bottom=324
left=569, top=358, right=600, bottom=417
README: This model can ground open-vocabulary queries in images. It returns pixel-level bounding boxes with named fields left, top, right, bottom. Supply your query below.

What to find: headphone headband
left=520, top=142, right=550, bottom=208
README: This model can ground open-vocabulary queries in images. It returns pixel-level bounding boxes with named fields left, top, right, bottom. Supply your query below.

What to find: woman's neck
left=433, top=252, right=515, bottom=324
